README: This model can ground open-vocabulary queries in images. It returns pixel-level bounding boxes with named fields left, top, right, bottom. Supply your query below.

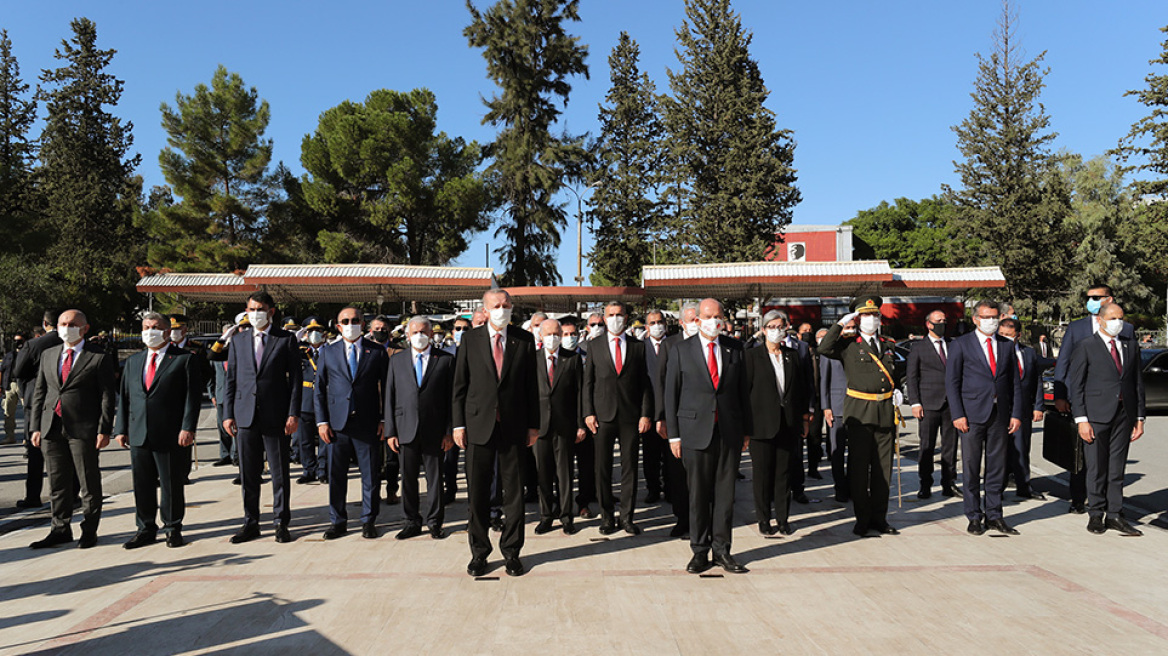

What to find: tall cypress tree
left=0, top=29, right=38, bottom=251
left=37, top=18, right=141, bottom=324
left=588, top=32, right=667, bottom=286
left=465, top=0, right=589, bottom=286
left=945, top=2, right=1072, bottom=305
left=664, top=0, right=800, bottom=264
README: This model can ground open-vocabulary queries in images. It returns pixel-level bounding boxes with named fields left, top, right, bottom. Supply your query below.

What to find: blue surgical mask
left=1086, top=299, right=1102, bottom=316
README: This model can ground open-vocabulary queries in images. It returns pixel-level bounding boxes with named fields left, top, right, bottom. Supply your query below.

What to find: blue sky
left=4, top=1, right=1164, bottom=281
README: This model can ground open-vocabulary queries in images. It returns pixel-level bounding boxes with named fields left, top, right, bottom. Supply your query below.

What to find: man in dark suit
left=441, top=316, right=473, bottom=505
left=1052, top=283, right=1136, bottom=513
left=560, top=318, right=597, bottom=518
left=584, top=301, right=654, bottom=535
left=746, top=310, right=812, bottom=536
left=641, top=310, right=669, bottom=504
left=533, top=319, right=586, bottom=535
left=817, top=296, right=903, bottom=537
left=115, top=312, right=202, bottom=549
left=208, top=316, right=247, bottom=469
left=223, top=291, right=302, bottom=544
left=998, top=318, right=1053, bottom=501
left=28, top=309, right=116, bottom=549
left=664, top=299, right=751, bottom=574
left=316, top=307, right=390, bottom=540
left=818, top=326, right=850, bottom=502
left=168, top=314, right=212, bottom=485
left=453, top=289, right=539, bottom=577
left=1068, top=303, right=1146, bottom=536
left=907, top=311, right=960, bottom=499
left=945, top=300, right=1024, bottom=536
left=655, top=302, right=698, bottom=538
left=386, top=316, right=453, bottom=540
left=11, top=312, right=62, bottom=509
left=771, top=311, right=816, bottom=504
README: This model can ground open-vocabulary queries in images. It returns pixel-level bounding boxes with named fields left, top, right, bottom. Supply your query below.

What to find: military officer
left=817, top=296, right=904, bottom=537
left=296, top=317, right=329, bottom=484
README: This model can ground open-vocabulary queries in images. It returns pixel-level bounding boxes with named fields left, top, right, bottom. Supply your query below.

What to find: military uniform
left=816, top=296, right=903, bottom=535
left=295, top=317, right=329, bottom=483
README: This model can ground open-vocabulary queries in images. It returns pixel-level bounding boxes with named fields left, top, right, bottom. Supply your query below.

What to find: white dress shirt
left=767, top=348, right=786, bottom=396
left=143, top=345, right=167, bottom=383
left=59, top=339, right=85, bottom=373
left=977, top=330, right=997, bottom=372
left=488, top=324, right=506, bottom=357
left=698, top=334, right=722, bottom=378
left=411, top=345, right=431, bottom=378
left=607, top=331, right=628, bottom=368
left=344, top=338, right=363, bottom=369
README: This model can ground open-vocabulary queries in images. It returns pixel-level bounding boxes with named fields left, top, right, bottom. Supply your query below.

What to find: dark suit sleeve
left=98, top=352, right=117, bottom=435
left=655, top=343, right=671, bottom=422
left=945, top=338, right=966, bottom=421
left=29, top=355, right=47, bottom=434
left=1134, top=342, right=1147, bottom=419
left=816, top=323, right=847, bottom=360
left=287, top=337, right=302, bottom=419
left=1052, top=325, right=1079, bottom=402
left=384, top=354, right=397, bottom=438
left=526, top=348, right=539, bottom=432
left=1067, top=342, right=1089, bottom=419
left=664, top=343, right=682, bottom=440
left=114, top=360, right=130, bottom=437
left=739, top=349, right=753, bottom=436
left=906, top=343, right=922, bottom=406
left=224, top=339, right=237, bottom=422
left=12, top=342, right=35, bottom=382
left=314, top=346, right=330, bottom=426
left=452, top=338, right=469, bottom=430
left=576, top=357, right=586, bottom=431
left=1007, top=347, right=1024, bottom=421
left=799, top=344, right=815, bottom=412
left=582, top=347, right=596, bottom=418
left=639, top=346, right=653, bottom=419
left=182, top=354, right=201, bottom=432
left=819, top=355, right=832, bottom=411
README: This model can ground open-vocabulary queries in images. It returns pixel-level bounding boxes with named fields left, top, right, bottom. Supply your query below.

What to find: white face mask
left=859, top=315, right=880, bottom=336
left=142, top=329, right=166, bottom=349
left=648, top=323, right=666, bottom=339
left=563, top=335, right=578, bottom=350
left=489, top=307, right=512, bottom=329
left=977, top=317, right=999, bottom=335
left=683, top=321, right=700, bottom=338
left=169, top=329, right=184, bottom=344
left=453, top=330, right=465, bottom=345
left=699, top=317, right=722, bottom=339
left=1103, top=318, right=1124, bottom=337
left=410, top=333, right=431, bottom=351
left=306, top=331, right=325, bottom=346
left=588, top=324, right=604, bottom=339
left=543, top=335, right=561, bottom=352
left=58, top=325, right=82, bottom=345
left=765, top=328, right=783, bottom=344
left=340, top=324, right=364, bottom=342
left=605, top=316, right=626, bottom=334
left=247, top=310, right=269, bottom=329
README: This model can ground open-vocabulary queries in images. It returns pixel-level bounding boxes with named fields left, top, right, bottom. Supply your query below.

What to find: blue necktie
left=415, top=354, right=424, bottom=387
left=348, top=343, right=358, bottom=379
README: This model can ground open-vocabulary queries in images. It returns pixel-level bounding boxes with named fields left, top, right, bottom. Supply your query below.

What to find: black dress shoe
left=442, top=492, right=456, bottom=506
left=504, top=557, right=526, bottom=577
left=274, top=524, right=292, bottom=543
left=323, top=524, right=348, bottom=540
left=395, top=524, right=423, bottom=540
left=318, top=475, right=328, bottom=484
left=490, top=516, right=504, bottom=532
left=295, top=474, right=316, bottom=485
left=232, top=475, right=241, bottom=485
left=363, top=523, right=380, bottom=539
left=835, top=492, right=850, bottom=503
left=428, top=525, right=444, bottom=540
left=852, top=523, right=870, bottom=537
left=30, top=530, right=74, bottom=549
left=758, top=521, right=775, bottom=536
left=686, top=553, right=711, bottom=574
left=231, top=525, right=261, bottom=544
left=645, top=491, right=661, bottom=504
left=385, top=492, right=400, bottom=505
left=874, top=524, right=899, bottom=535
left=807, top=469, right=823, bottom=480
left=123, top=531, right=157, bottom=550
left=15, top=497, right=44, bottom=509
left=622, top=521, right=642, bottom=536
left=986, top=519, right=1019, bottom=535
left=967, top=519, right=985, bottom=536
left=736, top=470, right=746, bottom=480
left=1105, top=517, right=1143, bottom=536
left=792, top=491, right=810, bottom=504
left=1087, top=516, right=1107, bottom=534
left=1069, top=502, right=1087, bottom=514
left=213, top=457, right=232, bottom=467
left=777, top=521, right=794, bottom=536
left=578, top=506, right=595, bottom=519
left=918, top=488, right=932, bottom=499
left=166, top=530, right=185, bottom=548
left=942, top=486, right=960, bottom=498
left=534, top=519, right=555, bottom=535
left=78, top=533, right=98, bottom=549
left=669, top=524, right=689, bottom=538
left=713, top=553, right=748, bottom=573
left=562, top=519, right=578, bottom=535
left=467, top=558, right=489, bottom=577
left=1016, top=488, right=1046, bottom=501
left=523, top=491, right=539, bottom=504
left=598, top=521, right=619, bottom=535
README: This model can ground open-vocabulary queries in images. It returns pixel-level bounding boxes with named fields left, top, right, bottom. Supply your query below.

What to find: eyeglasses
left=337, top=318, right=362, bottom=325
left=1086, top=295, right=1107, bottom=301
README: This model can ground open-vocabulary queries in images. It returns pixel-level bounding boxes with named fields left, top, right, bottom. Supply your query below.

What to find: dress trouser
left=682, top=425, right=740, bottom=556
left=2, top=382, right=17, bottom=441
left=919, top=405, right=958, bottom=489
left=807, top=409, right=824, bottom=471
left=595, top=420, right=640, bottom=524
left=1006, top=418, right=1035, bottom=491
left=845, top=417, right=893, bottom=531
left=750, top=430, right=794, bottom=524
left=642, top=428, right=664, bottom=496
left=21, top=385, right=45, bottom=502
left=42, top=418, right=102, bottom=535
left=130, top=445, right=186, bottom=533
left=826, top=415, right=849, bottom=497
left=328, top=430, right=381, bottom=526
left=665, top=446, right=690, bottom=528
left=574, top=433, right=597, bottom=509
left=297, top=411, right=327, bottom=479
left=442, top=445, right=460, bottom=499
left=467, top=423, right=525, bottom=560
left=959, top=406, right=1008, bottom=522
left=400, top=439, right=443, bottom=528
left=1084, top=404, right=1132, bottom=520
left=237, top=426, right=291, bottom=527
left=535, top=432, right=574, bottom=522
left=215, top=402, right=234, bottom=461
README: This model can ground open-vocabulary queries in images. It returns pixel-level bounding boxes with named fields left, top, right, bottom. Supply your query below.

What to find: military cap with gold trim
left=850, top=295, right=883, bottom=314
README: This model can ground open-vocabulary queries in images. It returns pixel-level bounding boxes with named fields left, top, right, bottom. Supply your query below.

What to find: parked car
left=1042, top=348, right=1167, bottom=411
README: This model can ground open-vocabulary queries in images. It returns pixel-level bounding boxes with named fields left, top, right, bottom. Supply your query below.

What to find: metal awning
left=503, top=286, right=646, bottom=312
left=642, top=261, right=893, bottom=299
left=885, top=267, right=1007, bottom=295
left=136, top=273, right=257, bottom=303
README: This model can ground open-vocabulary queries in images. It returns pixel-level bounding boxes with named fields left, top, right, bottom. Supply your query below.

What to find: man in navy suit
left=316, top=307, right=390, bottom=540
left=386, top=316, right=453, bottom=540
left=997, top=318, right=1053, bottom=501
left=818, top=326, right=850, bottom=502
left=223, top=292, right=302, bottom=544
left=1052, top=283, right=1136, bottom=513
left=1068, top=303, right=1146, bottom=536
left=945, top=301, right=1024, bottom=536
left=663, top=299, right=752, bottom=575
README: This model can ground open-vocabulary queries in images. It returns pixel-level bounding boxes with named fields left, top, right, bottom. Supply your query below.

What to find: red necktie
left=707, top=341, right=719, bottom=389
left=613, top=337, right=623, bottom=375
left=493, top=333, right=504, bottom=380
left=548, top=354, right=555, bottom=385
left=1016, top=349, right=1023, bottom=377
left=986, top=337, right=996, bottom=376
left=1110, top=339, right=1122, bottom=374
left=55, top=348, right=74, bottom=416
left=145, top=352, right=158, bottom=390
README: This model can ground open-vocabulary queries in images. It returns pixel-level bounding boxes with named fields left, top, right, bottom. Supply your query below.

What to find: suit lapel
left=62, top=346, right=93, bottom=389
left=499, top=328, right=519, bottom=385
left=419, top=350, right=438, bottom=389
left=257, top=331, right=278, bottom=374
left=356, top=341, right=375, bottom=382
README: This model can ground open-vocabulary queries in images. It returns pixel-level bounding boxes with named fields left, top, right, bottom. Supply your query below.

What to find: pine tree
left=152, top=65, right=273, bottom=272
left=588, top=33, right=667, bottom=286
left=0, top=29, right=39, bottom=251
left=37, top=18, right=142, bottom=324
left=663, top=0, right=800, bottom=264
left=465, top=0, right=589, bottom=286
left=945, top=2, right=1072, bottom=306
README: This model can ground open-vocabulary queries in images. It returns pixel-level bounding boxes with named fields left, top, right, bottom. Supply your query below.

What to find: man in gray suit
left=818, top=326, right=850, bottom=502
left=28, top=309, right=116, bottom=549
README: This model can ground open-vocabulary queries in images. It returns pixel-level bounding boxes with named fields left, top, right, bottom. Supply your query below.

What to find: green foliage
left=465, top=0, right=589, bottom=286
left=663, top=0, right=800, bottom=265
left=151, top=65, right=274, bottom=272
left=299, top=88, right=492, bottom=265
left=0, top=29, right=41, bottom=253
left=588, top=33, right=667, bottom=287
left=945, top=4, right=1073, bottom=306
left=844, top=197, right=958, bottom=268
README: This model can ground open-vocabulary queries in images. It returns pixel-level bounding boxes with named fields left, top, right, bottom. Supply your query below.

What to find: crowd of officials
left=0, top=282, right=1147, bottom=576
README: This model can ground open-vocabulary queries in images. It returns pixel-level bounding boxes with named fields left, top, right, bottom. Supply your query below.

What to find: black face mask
left=799, top=332, right=814, bottom=344
left=930, top=322, right=947, bottom=336
left=371, top=330, right=389, bottom=344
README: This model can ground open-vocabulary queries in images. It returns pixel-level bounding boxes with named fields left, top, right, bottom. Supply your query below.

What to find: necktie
left=707, top=341, right=719, bottom=389
left=55, top=348, right=75, bottom=416
left=255, top=333, right=265, bottom=369
left=1110, top=339, right=1122, bottom=374
left=869, top=338, right=879, bottom=356
left=986, top=337, right=996, bottom=376
left=145, top=352, right=158, bottom=390
left=1016, top=349, right=1023, bottom=377
left=493, top=333, right=504, bottom=380
left=415, top=353, right=424, bottom=387
left=548, top=355, right=555, bottom=386
left=613, top=337, right=623, bottom=375
left=937, top=340, right=947, bottom=365
left=348, top=343, right=358, bottom=379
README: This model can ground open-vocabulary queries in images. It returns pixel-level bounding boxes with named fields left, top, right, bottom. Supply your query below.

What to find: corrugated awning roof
left=642, top=261, right=893, bottom=298
left=503, top=286, right=646, bottom=311
left=886, top=267, right=1006, bottom=295
left=137, top=273, right=257, bottom=302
